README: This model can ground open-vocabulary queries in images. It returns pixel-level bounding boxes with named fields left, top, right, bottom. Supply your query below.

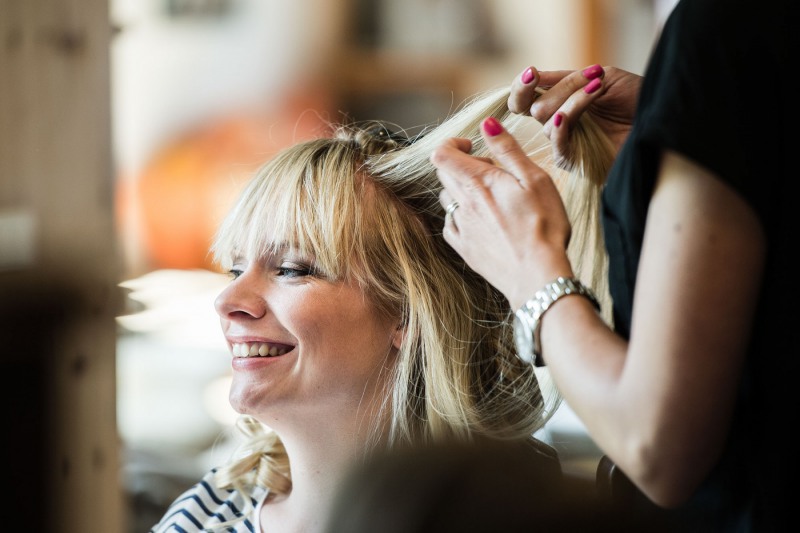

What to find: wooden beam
left=0, top=0, right=123, bottom=531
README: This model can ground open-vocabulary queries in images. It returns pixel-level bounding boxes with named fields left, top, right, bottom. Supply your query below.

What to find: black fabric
left=602, top=0, right=797, bottom=530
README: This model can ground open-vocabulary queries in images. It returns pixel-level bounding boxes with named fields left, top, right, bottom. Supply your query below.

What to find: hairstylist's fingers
left=548, top=112, right=572, bottom=159
left=479, top=117, right=548, bottom=188
left=431, top=137, right=502, bottom=199
left=440, top=190, right=461, bottom=236
left=508, top=67, right=572, bottom=116
left=444, top=136, right=473, bottom=153
left=536, top=69, right=582, bottom=89
left=508, top=66, right=541, bottom=115
left=439, top=189, right=457, bottom=215
left=528, top=64, right=605, bottom=127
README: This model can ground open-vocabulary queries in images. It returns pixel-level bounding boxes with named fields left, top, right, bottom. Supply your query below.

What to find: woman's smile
left=230, top=341, right=293, bottom=357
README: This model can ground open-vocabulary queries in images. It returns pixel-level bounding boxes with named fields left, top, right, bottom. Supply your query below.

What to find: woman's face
left=214, top=246, right=402, bottom=432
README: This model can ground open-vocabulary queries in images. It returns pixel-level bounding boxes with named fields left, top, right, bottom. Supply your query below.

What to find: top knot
left=364, top=123, right=413, bottom=146
left=332, top=121, right=415, bottom=157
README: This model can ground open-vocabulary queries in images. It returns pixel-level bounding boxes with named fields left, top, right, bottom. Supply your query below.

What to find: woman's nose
left=214, top=274, right=267, bottom=320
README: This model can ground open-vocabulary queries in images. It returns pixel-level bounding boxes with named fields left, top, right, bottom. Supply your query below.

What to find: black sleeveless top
left=602, top=0, right=795, bottom=530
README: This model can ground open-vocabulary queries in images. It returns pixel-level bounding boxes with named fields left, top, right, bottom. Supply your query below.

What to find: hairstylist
left=431, top=0, right=793, bottom=530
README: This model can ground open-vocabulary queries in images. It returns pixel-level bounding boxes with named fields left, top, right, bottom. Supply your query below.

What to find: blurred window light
left=163, top=0, right=234, bottom=19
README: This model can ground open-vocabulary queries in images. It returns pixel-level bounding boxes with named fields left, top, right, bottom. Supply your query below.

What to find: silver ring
left=445, top=200, right=460, bottom=218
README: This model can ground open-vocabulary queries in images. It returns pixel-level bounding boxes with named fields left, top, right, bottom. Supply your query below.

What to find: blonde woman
left=149, top=84, right=611, bottom=532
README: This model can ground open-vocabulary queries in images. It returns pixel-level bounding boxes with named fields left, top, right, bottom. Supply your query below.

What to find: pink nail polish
left=582, top=64, right=603, bottom=80
left=584, top=78, right=602, bottom=94
left=554, top=113, right=563, bottom=127
left=482, top=117, right=504, bottom=137
left=521, top=67, right=535, bottom=84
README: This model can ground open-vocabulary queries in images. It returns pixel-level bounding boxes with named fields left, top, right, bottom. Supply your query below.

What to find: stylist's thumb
left=481, top=117, right=542, bottom=185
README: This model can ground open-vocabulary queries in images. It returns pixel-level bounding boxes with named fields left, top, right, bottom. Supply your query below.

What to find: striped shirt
left=149, top=468, right=268, bottom=533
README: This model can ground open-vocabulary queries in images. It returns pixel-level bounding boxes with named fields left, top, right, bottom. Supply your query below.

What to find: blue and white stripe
left=149, top=468, right=268, bottom=533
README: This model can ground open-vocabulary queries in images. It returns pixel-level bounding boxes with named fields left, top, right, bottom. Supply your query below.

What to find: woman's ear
left=391, top=322, right=406, bottom=350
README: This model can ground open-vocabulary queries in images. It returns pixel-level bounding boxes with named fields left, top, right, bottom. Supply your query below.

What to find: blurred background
left=1, top=0, right=676, bottom=531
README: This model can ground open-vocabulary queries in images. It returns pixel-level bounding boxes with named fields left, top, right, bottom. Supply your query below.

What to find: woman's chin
left=227, top=385, right=263, bottom=416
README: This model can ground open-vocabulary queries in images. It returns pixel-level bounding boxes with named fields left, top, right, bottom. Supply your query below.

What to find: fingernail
left=482, top=117, right=504, bottom=137
left=582, top=64, right=604, bottom=80
left=521, top=67, right=536, bottom=84
left=584, top=78, right=602, bottom=94
left=554, top=113, right=563, bottom=127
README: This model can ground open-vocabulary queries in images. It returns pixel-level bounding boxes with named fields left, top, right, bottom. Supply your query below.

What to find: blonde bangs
left=211, top=138, right=365, bottom=280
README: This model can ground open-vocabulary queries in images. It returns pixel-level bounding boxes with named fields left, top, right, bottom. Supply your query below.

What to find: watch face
left=513, top=313, right=534, bottom=364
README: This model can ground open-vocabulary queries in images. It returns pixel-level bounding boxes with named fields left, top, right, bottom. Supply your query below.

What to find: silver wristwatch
left=513, top=276, right=600, bottom=366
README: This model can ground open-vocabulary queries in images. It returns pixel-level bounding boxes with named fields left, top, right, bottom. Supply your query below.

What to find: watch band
left=518, top=276, right=601, bottom=363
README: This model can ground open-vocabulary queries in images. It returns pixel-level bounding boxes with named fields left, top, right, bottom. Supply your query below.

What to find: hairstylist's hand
left=509, top=65, right=642, bottom=170
left=431, top=117, right=574, bottom=311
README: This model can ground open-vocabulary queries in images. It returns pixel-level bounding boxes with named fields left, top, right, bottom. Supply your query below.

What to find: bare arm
left=543, top=151, right=764, bottom=506
left=432, top=121, right=765, bottom=506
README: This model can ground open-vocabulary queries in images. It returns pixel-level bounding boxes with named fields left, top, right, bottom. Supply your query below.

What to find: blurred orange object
left=116, top=91, right=332, bottom=275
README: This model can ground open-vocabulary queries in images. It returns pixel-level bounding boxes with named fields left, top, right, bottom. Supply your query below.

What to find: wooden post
left=0, top=0, right=123, bottom=531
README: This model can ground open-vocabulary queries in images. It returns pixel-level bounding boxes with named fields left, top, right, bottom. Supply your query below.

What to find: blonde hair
left=209, top=85, right=613, bottom=513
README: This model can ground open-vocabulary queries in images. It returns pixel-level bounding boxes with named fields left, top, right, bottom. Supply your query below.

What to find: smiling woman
left=145, top=78, right=618, bottom=531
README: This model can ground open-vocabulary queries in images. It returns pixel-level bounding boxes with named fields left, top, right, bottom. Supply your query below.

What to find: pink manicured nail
left=582, top=64, right=603, bottom=80
left=521, top=67, right=535, bottom=84
left=584, top=78, right=602, bottom=94
left=554, top=113, right=563, bottom=127
left=482, top=117, right=504, bottom=136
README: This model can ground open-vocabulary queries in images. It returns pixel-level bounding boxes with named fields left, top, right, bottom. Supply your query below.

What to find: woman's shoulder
left=148, top=467, right=268, bottom=533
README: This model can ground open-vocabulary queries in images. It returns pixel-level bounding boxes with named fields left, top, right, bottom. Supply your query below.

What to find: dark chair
left=596, top=454, right=640, bottom=504
left=595, top=455, right=671, bottom=532
left=325, top=439, right=629, bottom=532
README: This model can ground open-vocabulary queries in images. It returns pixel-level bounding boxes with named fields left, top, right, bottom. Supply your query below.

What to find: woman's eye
left=277, top=263, right=313, bottom=278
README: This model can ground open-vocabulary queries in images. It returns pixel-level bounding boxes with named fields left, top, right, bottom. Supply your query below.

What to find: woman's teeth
left=232, top=343, right=289, bottom=358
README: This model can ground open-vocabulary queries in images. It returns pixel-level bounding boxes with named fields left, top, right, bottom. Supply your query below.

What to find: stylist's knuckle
left=465, top=177, right=493, bottom=200
left=507, top=95, right=525, bottom=115
left=462, top=177, right=484, bottom=195
left=430, top=145, right=449, bottom=164
left=528, top=102, right=549, bottom=123
left=492, top=138, right=519, bottom=159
